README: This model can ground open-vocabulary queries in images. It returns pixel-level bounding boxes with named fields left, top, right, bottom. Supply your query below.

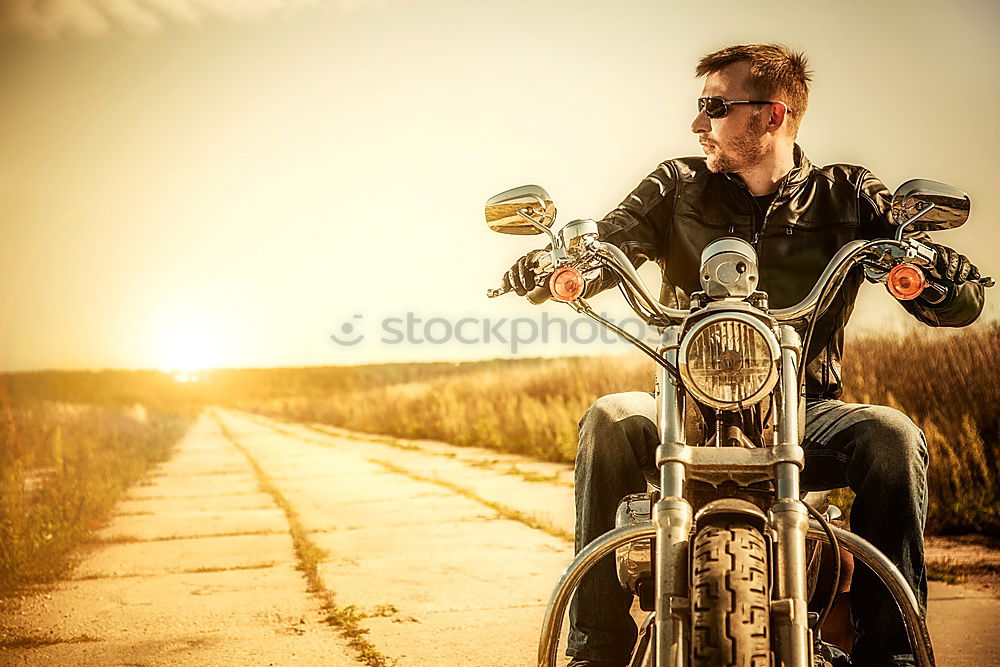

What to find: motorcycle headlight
left=678, top=314, right=780, bottom=409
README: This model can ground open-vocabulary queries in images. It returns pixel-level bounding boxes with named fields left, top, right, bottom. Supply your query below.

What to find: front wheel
left=690, top=520, right=771, bottom=666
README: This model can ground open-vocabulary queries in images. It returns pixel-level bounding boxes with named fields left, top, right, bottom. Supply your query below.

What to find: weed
left=369, top=459, right=572, bottom=543
left=215, top=415, right=397, bottom=667
left=0, top=392, right=192, bottom=593
left=0, top=634, right=101, bottom=649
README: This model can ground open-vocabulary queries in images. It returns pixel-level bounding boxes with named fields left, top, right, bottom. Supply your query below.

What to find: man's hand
left=929, top=242, right=979, bottom=286
left=501, top=249, right=547, bottom=296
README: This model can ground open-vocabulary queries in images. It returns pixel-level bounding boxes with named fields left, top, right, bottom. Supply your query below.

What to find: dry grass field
left=2, top=323, right=996, bottom=595
left=0, top=373, right=196, bottom=592
left=223, top=325, right=1000, bottom=536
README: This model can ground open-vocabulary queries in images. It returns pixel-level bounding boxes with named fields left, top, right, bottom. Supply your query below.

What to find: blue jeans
left=568, top=392, right=928, bottom=667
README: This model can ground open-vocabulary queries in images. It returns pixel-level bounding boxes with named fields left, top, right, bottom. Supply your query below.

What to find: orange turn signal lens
left=549, top=266, right=586, bottom=302
left=886, top=263, right=926, bottom=300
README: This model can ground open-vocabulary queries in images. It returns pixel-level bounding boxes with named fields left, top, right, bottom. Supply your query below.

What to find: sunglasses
left=697, top=96, right=785, bottom=119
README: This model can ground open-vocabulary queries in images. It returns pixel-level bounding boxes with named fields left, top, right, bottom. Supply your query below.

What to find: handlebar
left=489, top=236, right=992, bottom=327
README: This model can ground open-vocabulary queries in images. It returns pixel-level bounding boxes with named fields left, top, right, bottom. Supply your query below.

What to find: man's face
left=691, top=61, right=770, bottom=174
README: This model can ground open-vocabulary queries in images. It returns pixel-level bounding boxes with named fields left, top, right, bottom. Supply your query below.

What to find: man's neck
left=736, top=144, right=796, bottom=196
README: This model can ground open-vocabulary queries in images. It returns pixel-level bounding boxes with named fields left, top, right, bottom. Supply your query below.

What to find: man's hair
left=696, top=44, right=812, bottom=133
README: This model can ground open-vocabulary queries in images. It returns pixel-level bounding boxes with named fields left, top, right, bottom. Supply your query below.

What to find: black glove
left=929, top=243, right=979, bottom=286
left=501, top=249, right=546, bottom=296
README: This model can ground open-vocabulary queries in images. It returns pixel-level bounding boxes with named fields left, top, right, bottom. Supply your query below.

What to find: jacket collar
left=785, top=143, right=811, bottom=187
left=723, top=143, right=812, bottom=193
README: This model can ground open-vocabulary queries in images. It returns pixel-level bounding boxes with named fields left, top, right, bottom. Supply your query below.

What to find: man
left=501, top=44, right=984, bottom=667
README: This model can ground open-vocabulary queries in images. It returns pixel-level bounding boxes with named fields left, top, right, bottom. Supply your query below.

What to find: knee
left=856, top=406, right=928, bottom=471
left=580, top=394, right=633, bottom=431
left=577, top=392, right=656, bottom=460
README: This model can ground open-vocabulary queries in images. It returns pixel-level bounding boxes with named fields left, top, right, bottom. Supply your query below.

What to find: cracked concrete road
left=3, top=409, right=998, bottom=666
left=0, top=413, right=360, bottom=667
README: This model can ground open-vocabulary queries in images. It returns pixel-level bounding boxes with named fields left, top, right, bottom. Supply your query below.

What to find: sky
left=1, top=0, right=998, bottom=372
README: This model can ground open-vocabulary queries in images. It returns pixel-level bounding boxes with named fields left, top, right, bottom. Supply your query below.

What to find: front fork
left=653, top=325, right=810, bottom=667
left=653, top=326, right=692, bottom=665
left=771, top=326, right=811, bottom=667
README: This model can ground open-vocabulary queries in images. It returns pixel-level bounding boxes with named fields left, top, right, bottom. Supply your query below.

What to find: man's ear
left=767, top=102, right=788, bottom=132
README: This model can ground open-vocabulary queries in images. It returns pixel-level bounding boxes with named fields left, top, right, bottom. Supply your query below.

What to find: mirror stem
left=517, top=209, right=562, bottom=250
left=895, top=203, right=936, bottom=241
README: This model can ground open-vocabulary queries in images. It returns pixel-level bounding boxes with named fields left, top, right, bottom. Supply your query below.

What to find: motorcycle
left=484, top=179, right=993, bottom=667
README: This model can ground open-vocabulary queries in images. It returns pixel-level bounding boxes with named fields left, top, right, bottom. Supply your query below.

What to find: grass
left=217, top=324, right=999, bottom=537
left=504, top=464, right=565, bottom=485
left=214, top=414, right=397, bottom=667
left=0, top=323, right=994, bottom=601
left=0, top=634, right=101, bottom=649
left=91, top=529, right=286, bottom=544
left=369, top=458, right=573, bottom=542
left=927, top=558, right=1000, bottom=582
left=0, top=380, right=194, bottom=594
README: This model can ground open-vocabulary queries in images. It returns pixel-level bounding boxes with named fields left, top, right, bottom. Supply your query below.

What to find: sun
left=154, top=318, right=226, bottom=374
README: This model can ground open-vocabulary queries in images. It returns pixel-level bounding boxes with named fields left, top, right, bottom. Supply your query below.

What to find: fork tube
left=658, top=327, right=685, bottom=497
left=772, top=325, right=809, bottom=666
left=776, top=325, right=802, bottom=501
left=655, top=326, right=691, bottom=666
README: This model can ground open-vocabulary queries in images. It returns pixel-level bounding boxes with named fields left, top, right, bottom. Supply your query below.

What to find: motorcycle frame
left=536, top=316, right=936, bottom=667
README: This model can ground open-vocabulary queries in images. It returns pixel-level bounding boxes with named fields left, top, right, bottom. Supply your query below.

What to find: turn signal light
left=886, top=263, right=926, bottom=300
left=549, top=266, right=586, bottom=302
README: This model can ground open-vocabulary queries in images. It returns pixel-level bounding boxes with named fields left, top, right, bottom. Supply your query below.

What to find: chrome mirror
left=485, top=185, right=556, bottom=235
left=891, top=179, right=970, bottom=238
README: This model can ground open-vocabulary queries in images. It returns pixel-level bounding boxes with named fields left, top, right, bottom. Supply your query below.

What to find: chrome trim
left=516, top=209, right=562, bottom=248
left=698, top=237, right=760, bottom=299
left=615, top=493, right=656, bottom=593
left=891, top=178, right=970, bottom=237
left=559, top=218, right=600, bottom=251
left=807, top=523, right=936, bottom=667
left=656, top=442, right=804, bottom=487
left=770, top=499, right=812, bottom=666
left=485, top=184, right=557, bottom=235
left=654, top=497, right=692, bottom=666
left=777, top=325, right=802, bottom=499
left=595, top=242, right=689, bottom=321
left=538, top=522, right=656, bottom=667
left=677, top=312, right=781, bottom=410
left=657, top=327, right=685, bottom=499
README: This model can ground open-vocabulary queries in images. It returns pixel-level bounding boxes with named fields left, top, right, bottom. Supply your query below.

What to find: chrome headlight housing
left=678, top=313, right=780, bottom=409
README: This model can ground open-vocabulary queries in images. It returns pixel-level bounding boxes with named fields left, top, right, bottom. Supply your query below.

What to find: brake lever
left=486, top=253, right=556, bottom=298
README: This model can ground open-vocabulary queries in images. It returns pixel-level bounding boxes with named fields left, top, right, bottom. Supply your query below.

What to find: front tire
left=690, top=520, right=771, bottom=666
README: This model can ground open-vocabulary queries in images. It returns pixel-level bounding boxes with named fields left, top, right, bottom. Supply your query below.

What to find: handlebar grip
left=526, top=283, right=552, bottom=305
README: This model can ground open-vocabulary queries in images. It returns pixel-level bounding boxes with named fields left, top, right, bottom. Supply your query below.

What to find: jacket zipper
left=728, top=175, right=786, bottom=252
left=753, top=182, right=786, bottom=250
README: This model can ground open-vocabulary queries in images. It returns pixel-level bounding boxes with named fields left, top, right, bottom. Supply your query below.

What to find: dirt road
left=2, top=409, right=998, bottom=665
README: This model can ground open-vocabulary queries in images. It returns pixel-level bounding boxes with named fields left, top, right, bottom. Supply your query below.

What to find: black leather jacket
left=589, top=144, right=984, bottom=398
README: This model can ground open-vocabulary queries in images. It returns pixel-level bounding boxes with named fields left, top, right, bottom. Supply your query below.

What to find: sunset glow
left=1, top=0, right=996, bottom=372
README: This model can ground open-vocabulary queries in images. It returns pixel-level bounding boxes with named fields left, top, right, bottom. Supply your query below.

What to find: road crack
left=214, top=412, right=397, bottom=667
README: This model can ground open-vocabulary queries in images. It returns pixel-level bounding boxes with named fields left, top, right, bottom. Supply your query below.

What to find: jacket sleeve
left=582, top=162, right=677, bottom=298
left=858, top=170, right=984, bottom=327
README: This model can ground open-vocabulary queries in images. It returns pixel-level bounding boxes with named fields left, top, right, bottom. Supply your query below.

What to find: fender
left=806, top=523, right=936, bottom=667
left=536, top=520, right=937, bottom=667
left=538, top=522, right=655, bottom=667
